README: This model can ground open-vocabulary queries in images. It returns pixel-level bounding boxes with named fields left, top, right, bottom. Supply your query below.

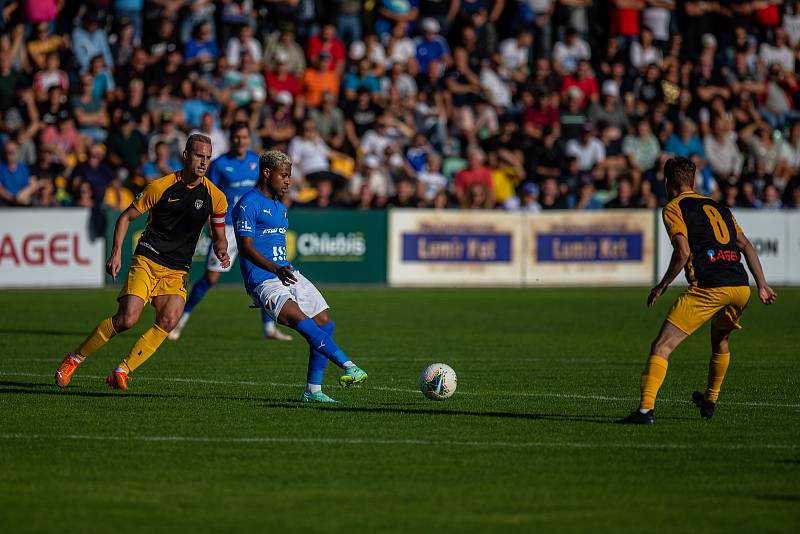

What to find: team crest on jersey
left=250, top=162, right=257, bottom=170
left=195, top=199, right=204, bottom=210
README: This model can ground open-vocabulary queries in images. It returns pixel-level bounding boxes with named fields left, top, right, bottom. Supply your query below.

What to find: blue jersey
left=232, top=189, right=292, bottom=294
left=207, top=151, right=260, bottom=224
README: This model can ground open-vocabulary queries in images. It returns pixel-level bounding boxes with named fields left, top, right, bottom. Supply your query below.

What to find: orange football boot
left=105, top=369, right=130, bottom=390
left=55, top=352, right=81, bottom=388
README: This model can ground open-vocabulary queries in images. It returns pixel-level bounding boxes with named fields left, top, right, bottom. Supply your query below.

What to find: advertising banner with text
left=525, top=210, right=656, bottom=286
left=1, top=208, right=104, bottom=288
left=388, top=209, right=525, bottom=286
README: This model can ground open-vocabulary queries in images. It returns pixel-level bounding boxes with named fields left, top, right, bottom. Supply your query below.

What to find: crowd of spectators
left=1, top=0, right=800, bottom=213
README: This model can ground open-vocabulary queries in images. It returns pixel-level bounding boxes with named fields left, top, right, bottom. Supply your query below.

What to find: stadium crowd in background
left=1, top=0, right=800, bottom=213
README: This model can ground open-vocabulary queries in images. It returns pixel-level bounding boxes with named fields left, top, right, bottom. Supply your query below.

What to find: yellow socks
left=118, top=325, right=169, bottom=373
left=639, top=355, right=669, bottom=411
left=74, top=318, right=117, bottom=361
left=705, top=352, right=730, bottom=403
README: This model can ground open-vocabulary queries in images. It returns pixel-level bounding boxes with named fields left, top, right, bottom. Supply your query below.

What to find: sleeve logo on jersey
left=237, top=220, right=252, bottom=232
left=707, top=249, right=740, bottom=263
left=195, top=199, right=204, bottom=210
left=665, top=223, right=673, bottom=231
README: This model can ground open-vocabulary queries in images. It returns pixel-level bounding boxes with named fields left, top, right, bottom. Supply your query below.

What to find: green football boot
left=301, top=390, right=338, bottom=403
left=339, top=366, right=368, bottom=388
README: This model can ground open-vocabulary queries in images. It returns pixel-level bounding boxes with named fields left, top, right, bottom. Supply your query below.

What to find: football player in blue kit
left=233, top=150, right=368, bottom=402
left=170, top=122, right=292, bottom=341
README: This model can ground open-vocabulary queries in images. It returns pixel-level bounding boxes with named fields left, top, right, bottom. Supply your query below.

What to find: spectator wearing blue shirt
left=142, top=142, right=182, bottom=182
left=112, top=0, right=144, bottom=43
left=70, top=145, right=116, bottom=208
left=71, top=13, right=114, bottom=73
left=0, top=140, right=35, bottom=205
left=664, top=120, right=705, bottom=160
left=184, top=22, right=219, bottom=72
left=415, top=18, right=450, bottom=74
left=375, top=0, right=419, bottom=38
left=342, top=58, right=381, bottom=102
left=182, top=83, right=219, bottom=130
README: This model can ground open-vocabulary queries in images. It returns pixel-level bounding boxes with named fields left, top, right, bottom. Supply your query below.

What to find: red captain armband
left=211, top=213, right=226, bottom=228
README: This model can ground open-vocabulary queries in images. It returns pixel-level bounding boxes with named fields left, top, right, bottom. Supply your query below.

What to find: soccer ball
left=419, top=363, right=457, bottom=400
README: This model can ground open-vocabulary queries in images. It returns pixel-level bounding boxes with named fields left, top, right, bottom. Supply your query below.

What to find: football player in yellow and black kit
left=618, top=157, right=777, bottom=424
left=54, top=134, right=229, bottom=390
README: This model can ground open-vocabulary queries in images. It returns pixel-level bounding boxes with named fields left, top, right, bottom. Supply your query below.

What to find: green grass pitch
left=0, top=287, right=798, bottom=533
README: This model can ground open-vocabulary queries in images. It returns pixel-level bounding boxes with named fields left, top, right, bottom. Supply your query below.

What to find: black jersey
left=131, top=172, right=227, bottom=271
left=662, top=191, right=749, bottom=288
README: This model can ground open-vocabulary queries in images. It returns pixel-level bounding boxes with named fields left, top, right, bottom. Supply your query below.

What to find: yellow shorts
left=666, top=285, right=751, bottom=335
left=119, top=254, right=188, bottom=304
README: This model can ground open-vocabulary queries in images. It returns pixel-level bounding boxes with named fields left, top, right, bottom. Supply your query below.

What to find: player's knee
left=156, top=314, right=180, bottom=332
left=114, top=312, right=139, bottom=332
left=650, top=338, right=674, bottom=358
left=313, top=309, right=331, bottom=326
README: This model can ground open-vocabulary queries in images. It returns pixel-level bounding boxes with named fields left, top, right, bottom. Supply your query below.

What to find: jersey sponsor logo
left=706, top=249, right=740, bottom=263
left=261, top=227, right=287, bottom=235
left=139, top=241, right=160, bottom=255
left=195, top=199, right=204, bottom=210
left=225, top=166, right=234, bottom=172
left=167, top=197, right=180, bottom=203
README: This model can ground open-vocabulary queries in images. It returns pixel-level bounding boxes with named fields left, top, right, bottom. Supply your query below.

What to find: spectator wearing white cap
left=588, top=80, right=629, bottom=134
left=415, top=17, right=451, bottom=74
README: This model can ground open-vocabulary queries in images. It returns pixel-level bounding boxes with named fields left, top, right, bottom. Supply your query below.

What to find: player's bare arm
left=648, top=233, right=690, bottom=307
left=736, top=231, right=777, bottom=305
left=209, top=220, right=231, bottom=269
left=106, top=205, right=143, bottom=280
left=238, top=236, right=297, bottom=286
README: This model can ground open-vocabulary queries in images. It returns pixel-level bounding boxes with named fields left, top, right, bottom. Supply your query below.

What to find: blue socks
left=306, top=322, right=333, bottom=385
left=295, top=318, right=349, bottom=368
left=184, top=276, right=213, bottom=314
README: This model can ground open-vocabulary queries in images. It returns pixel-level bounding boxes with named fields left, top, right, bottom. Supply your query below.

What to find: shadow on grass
left=0, top=384, right=173, bottom=399
left=0, top=327, right=87, bottom=336
left=755, top=494, right=800, bottom=502
left=0, top=380, right=53, bottom=388
left=256, top=401, right=612, bottom=423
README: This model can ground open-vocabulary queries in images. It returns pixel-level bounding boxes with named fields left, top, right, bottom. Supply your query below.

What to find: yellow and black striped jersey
left=132, top=173, right=227, bottom=271
left=662, top=191, right=748, bottom=288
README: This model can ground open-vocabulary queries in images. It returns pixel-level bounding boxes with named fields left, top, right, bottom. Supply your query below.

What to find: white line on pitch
left=0, top=433, right=797, bottom=451
left=2, top=371, right=798, bottom=409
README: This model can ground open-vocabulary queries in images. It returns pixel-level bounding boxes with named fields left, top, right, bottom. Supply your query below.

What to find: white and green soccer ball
left=419, top=363, right=457, bottom=400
